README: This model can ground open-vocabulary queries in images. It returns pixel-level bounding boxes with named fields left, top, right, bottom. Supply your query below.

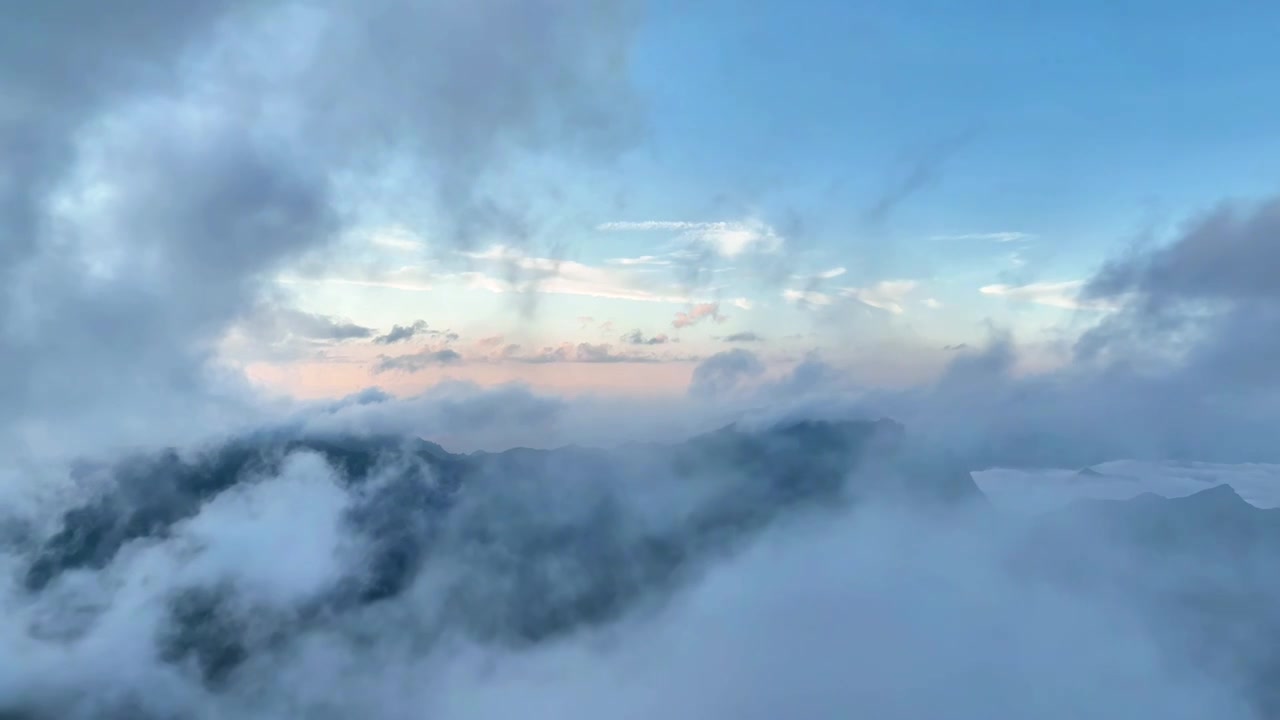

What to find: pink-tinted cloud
left=673, top=302, right=726, bottom=329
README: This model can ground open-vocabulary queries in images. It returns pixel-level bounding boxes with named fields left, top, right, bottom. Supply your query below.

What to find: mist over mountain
left=6, top=1, right=1280, bottom=718
left=0, top=418, right=1276, bottom=719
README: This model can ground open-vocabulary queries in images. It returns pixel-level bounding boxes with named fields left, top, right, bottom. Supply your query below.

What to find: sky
left=8, top=6, right=1280, bottom=715
left=4, top=0, right=1280, bottom=464
left=207, top=0, right=1280, bottom=398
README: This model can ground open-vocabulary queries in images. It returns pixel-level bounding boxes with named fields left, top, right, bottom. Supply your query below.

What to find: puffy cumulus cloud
left=672, top=302, right=725, bottom=329
left=0, top=0, right=645, bottom=462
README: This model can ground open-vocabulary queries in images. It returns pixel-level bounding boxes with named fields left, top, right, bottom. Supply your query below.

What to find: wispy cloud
left=277, top=266, right=434, bottom=293
left=598, top=219, right=784, bottom=259
left=460, top=245, right=694, bottom=304
left=723, top=331, right=764, bottom=343
left=931, top=232, right=1036, bottom=243
left=783, top=279, right=919, bottom=314
left=782, top=289, right=834, bottom=306
left=980, top=280, right=1115, bottom=311
left=605, top=255, right=672, bottom=267
left=364, top=225, right=426, bottom=252
left=841, top=280, right=919, bottom=315
left=512, top=342, right=674, bottom=364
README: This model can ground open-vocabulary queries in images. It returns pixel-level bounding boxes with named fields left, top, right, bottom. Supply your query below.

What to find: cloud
left=458, top=246, right=693, bottom=305
left=842, top=280, right=919, bottom=315
left=931, top=232, right=1035, bottom=243
left=599, top=220, right=778, bottom=258
left=373, top=320, right=438, bottom=345
left=782, top=280, right=919, bottom=315
left=0, top=0, right=646, bottom=461
left=599, top=219, right=784, bottom=258
left=512, top=342, right=674, bottom=364
left=723, top=331, right=765, bottom=343
left=731, top=297, right=753, bottom=310
left=605, top=255, right=672, bottom=267
left=672, top=302, right=725, bottom=329
left=373, top=348, right=464, bottom=374
left=688, top=349, right=766, bottom=398
left=980, top=280, right=1115, bottom=311
left=622, top=330, right=671, bottom=345
left=235, top=304, right=375, bottom=343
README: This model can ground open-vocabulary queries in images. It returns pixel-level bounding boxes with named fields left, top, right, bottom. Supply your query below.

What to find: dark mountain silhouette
left=17, top=417, right=982, bottom=690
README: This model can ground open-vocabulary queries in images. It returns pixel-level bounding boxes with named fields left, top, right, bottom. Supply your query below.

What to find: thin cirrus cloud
left=980, top=280, right=1117, bottom=311
left=931, top=232, right=1036, bottom=243
left=599, top=219, right=784, bottom=259
left=458, top=245, right=695, bottom=304
left=782, top=280, right=919, bottom=315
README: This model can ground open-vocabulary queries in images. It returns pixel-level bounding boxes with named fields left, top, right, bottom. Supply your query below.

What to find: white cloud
left=277, top=267, right=434, bottom=293
left=980, top=280, right=1115, bottom=311
left=931, top=232, right=1036, bottom=243
left=605, top=255, right=672, bottom=266
left=923, top=297, right=943, bottom=309
left=840, top=280, right=919, bottom=315
left=599, top=218, right=784, bottom=258
left=363, top=225, right=426, bottom=252
left=731, top=297, right=753, bottom=310
left=459, top=245, right=694, bottom=304
left=782, top=289, right=834, bottom=306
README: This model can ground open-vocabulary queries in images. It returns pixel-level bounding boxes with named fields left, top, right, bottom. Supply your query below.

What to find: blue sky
left=251, top=0, right=1280, bottom=397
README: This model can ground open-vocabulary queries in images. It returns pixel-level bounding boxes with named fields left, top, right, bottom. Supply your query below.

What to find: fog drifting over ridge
left=5, top=1, right=1280, bottom=718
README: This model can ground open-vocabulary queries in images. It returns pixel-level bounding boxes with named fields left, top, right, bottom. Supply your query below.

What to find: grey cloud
left=374, top=320, right=445, bottom=345
left=688, top=349, right=765, bottom=399
left=0, top=0, right=644, bottom=459
left=516, top=342, right=664, bottom=364
left=723, top=331, right=764, bottom=343
left=622, top=329, right=671, bottom=345
left=373, top=348, right=464, bottom=374
left=251, top=306, right=374, bottom=342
